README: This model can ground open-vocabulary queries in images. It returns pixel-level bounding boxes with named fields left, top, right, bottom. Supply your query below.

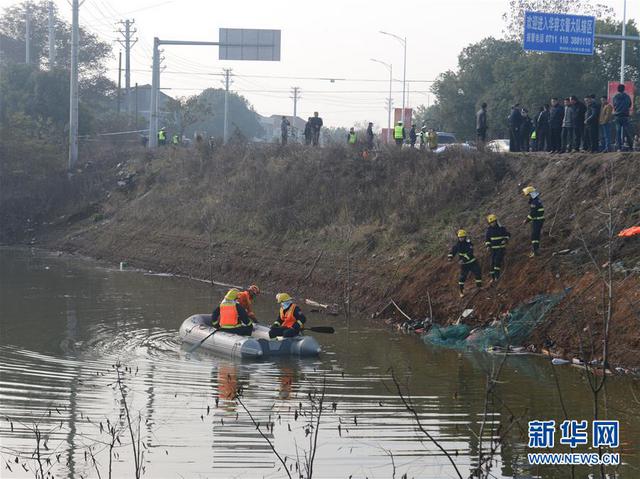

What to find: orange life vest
left=219, top=300, right=239, bottom=328
left=618, top=226, right=640, bottom=237
left=279, top=303, right=299, bottom=329
left=237, top=291, right=253, bottom=314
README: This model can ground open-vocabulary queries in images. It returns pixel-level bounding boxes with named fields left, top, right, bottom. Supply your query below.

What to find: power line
left=104, top=67, right=434, bottom=83
left=158, top=87, right=429, bottom=94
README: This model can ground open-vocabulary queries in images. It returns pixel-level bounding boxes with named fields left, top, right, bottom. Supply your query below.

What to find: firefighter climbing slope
left=522, top=186, right=545, bottom=257
left=485, top=214, right=511, bottom=282
left=448, top=230, right=483, bottom=298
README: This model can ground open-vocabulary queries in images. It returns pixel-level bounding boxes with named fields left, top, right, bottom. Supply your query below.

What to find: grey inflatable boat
left=179, top=314, right=322, bottom=359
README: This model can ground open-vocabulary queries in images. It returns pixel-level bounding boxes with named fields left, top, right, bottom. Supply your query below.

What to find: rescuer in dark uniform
left=448, top=230, right=483, bottom=298
left=484, top=214, right=511, bottom=282
left=522, top=186, right=545, bottom=257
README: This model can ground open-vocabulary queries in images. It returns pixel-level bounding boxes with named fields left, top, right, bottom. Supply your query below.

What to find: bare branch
left=389, top=369, right=463, bottom=479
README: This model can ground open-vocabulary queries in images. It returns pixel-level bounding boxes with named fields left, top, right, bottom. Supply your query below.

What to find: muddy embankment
left=2, top=143, right=639, bottom=368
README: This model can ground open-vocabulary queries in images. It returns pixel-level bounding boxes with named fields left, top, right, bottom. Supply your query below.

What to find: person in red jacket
left=236, top=284, right=260, bottom=322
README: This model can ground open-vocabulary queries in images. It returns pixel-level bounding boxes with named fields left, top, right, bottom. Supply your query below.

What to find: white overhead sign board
left=219, top=28, right=281, bottom=61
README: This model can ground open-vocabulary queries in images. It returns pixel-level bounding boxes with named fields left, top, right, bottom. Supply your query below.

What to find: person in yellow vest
left=269, top=293, right=306, bottom=338
left=211, top=289, right=253, bottom=336
left=236, top=284, right=260, bottom=322
left=347, top=127, right=357, bottom=146
left=427, top=128, right=438, bottom=151
left=394, top=121, right=405, bottom=146
left=158, top=127, right=167, bottom=145
left=171, top=133, right=180, bottom=145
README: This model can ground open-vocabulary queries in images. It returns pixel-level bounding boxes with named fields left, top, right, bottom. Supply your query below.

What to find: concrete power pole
left=25, top=4, right=31, bottom=64
left=68, top=0, right=82, bottom=170
left=291, top=86, right=300, bottom=142
left=620, top=0, right=627, bottom=83
left=222, top=68, right=232, bottom=144
left=117, top=51, right=122, bottom=115
left=117, top=20, right=137, bottom=113
left=149, top=37, right=160, bottom=148
left=48, top=1, right=56, bottom=67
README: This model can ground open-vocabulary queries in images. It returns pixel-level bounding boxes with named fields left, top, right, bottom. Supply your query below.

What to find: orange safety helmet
left=248, top=284, right=260, bottom=295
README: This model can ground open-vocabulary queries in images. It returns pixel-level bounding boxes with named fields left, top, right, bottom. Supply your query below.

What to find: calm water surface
left=0, top=247, right=638, bottom=478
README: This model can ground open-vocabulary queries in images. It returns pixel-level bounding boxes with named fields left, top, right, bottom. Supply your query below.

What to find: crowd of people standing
left=506, top=84, right=635, bottom=153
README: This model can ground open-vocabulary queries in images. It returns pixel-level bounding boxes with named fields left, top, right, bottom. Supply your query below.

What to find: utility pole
left=386, top=97, right=393, bottom=143
left=48, top=1, right=56, bottom=67
left=117, top=20, right=137, bottom=112
left=25, top=4, right=31, bottom=64
left=149, top=37, right=160, bottom=148
left=402, top=36, right=407, bottom=118
left=117, top=51, right=122, bottom=115
left=620, top=0, right=626, bottom=83
left=68, top=0, right=83, bottom=170
left=291, top=86, right=300, bottom=142
left=134, top=82, right=139, bottom=129
left=222, top=68, right=232, bottom=144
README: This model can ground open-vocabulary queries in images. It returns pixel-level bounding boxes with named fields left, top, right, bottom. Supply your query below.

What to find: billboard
left=219, top=28, right=281, bottom=61
left=523, top=11, right=595, bottom=55
left=608, top=81, right=636, bottom=111
left=393, top=108, right=413, bottom=126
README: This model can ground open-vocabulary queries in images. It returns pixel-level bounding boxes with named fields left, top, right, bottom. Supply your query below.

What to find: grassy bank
left=2, top=143, right=639, bottom=368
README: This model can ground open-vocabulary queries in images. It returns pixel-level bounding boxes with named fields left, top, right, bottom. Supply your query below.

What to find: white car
left=435, top=142, right=477, bottom=154
left=486, top=139, right=510, bottom=153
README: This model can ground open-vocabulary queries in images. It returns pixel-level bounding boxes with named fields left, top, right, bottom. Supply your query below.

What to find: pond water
left=0, top=247, right=638, bottom=478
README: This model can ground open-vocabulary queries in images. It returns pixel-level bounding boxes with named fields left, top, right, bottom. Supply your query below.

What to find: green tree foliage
left=322, top=126, right=349, bottom=145
left=0, top=0, right=118, bottom=176
left=422, top=19, right=639, bottom=140
left=0, top=0, right=111, bottom=73
left=165, top=88, right=264, bottom=140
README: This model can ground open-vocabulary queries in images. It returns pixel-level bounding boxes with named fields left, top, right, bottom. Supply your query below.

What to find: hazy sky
left=2, top=0, right=636, bottom=128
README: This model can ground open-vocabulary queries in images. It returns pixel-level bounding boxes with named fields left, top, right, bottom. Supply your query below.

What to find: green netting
left=424, top=292, right=566, bottom=350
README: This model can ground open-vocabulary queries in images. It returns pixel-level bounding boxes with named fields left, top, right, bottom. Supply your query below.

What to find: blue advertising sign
left=523, top=11, right=595, bottom=55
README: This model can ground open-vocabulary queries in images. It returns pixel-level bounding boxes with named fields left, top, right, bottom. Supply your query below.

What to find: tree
left=0, top=1, right=118, bottom=136
left=164, top=95, right=212, bottom=138
left=413, top=104, right=443, bottom=130
left=321, top=126, right=349, bottom=145
left=0, top=0, right=111, bottom=74
left=422, top=18, right=639, bottom=140
left=166, top=88, right=263, bottom=140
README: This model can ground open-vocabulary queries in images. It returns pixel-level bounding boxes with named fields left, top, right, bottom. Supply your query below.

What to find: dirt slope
left=3, top=144, right=639, bottom=368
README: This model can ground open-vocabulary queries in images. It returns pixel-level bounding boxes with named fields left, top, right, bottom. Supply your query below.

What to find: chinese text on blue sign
left=523, top=11, right=595, bottom=55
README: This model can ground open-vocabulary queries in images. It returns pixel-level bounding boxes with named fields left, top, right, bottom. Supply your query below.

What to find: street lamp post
left=380, top=31, right=406, bottom=121
left=370, top=58, right=393, bottom=144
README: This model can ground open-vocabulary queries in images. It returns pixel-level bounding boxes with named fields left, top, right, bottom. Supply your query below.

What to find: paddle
left=306, top=326, right=334, bottom=334
left=187, top=329, right=218, bottom=353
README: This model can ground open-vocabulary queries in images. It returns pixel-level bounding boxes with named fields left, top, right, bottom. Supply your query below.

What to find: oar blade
left=308, top=326, right=335, bottom=334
